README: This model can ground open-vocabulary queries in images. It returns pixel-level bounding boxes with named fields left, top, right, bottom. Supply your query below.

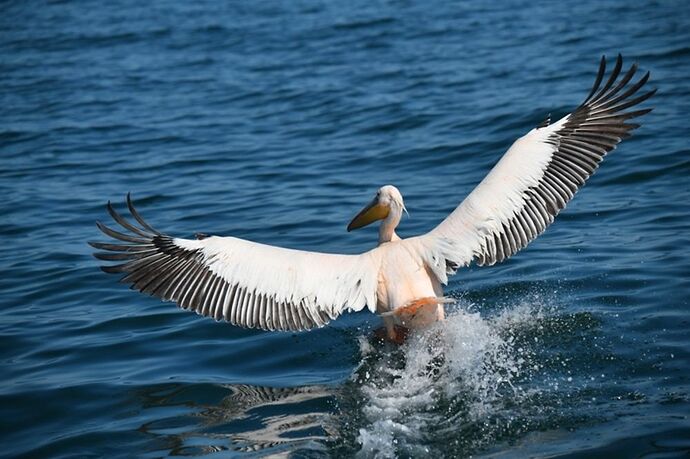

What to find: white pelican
left=91, top=55, right=654, bottom=343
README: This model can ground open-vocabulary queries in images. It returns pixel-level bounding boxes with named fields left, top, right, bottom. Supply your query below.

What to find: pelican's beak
left=347, top=198, right=389, bottom=232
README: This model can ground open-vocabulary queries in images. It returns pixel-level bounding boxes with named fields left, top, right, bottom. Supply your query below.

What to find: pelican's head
left=347, top=185, right=406, bottom=233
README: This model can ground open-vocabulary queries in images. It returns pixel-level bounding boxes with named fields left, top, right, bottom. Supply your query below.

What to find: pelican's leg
left=436, top=303, right=445, bottom=321
left=383, top=316, right=397, bottom=340
left=372, top=317, right=409, bottom=345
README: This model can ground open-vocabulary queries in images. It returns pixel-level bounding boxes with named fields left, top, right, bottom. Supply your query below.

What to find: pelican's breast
left=374, top=240, right=443, bottom=314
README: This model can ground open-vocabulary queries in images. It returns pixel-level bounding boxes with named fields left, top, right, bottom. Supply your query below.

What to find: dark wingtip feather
left=583, top=55, right=607, bottom=105
left=626, top=107, right=653, bottom=119
left=638, top=88, right=658, bottom=107
left=94, top=251, right=145, bottom=261
left=88, top=241, right=152, bottom=251
left=101, top=264, right=128, bottom=274
left=604, top=70, right=650, bottom=108
left=591, top=62, right=638, bottom=106
left=635, top=71, right=651, bottom=91
left=96, top=220, right=149, bottom=243
left=93, top=251, right=114, bottom=261
left=604, top=88, right=656, bottom=114
left=106, top=199, right=153, bottom=238
left=126, top=193, right=159, bottom=235
left=591, top=54, right=623, bottom=103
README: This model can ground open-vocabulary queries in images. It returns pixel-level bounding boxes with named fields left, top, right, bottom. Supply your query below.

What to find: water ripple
left=2, top=0, right=689, bottom=457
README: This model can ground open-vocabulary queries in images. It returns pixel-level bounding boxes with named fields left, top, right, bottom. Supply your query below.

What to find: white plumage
left=91, top=55, right=654, bottom=341
left=175, top=235, right=379, bottom=330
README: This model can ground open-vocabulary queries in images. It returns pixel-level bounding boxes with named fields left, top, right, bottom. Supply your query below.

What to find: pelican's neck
left=379, top=204, right=402, bottom=244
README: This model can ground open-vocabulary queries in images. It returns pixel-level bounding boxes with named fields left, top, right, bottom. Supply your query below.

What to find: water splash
left=350, top=295, right=573, bottom=457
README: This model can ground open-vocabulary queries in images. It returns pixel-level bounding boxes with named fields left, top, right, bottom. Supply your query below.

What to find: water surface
left=2, top=0, right=689, bottom=457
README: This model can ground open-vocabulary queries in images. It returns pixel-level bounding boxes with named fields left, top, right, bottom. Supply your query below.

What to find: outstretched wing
left=423, top=55, right=655, bottom=272
left=90, top=195, right=379, bottom=331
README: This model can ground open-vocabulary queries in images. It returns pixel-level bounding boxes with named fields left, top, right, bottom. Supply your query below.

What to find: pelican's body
left=345, top=185, right=446, bottom=339
left=90, top=56, right=654, bottom=343
left=375, top=242, right=445, bottom=322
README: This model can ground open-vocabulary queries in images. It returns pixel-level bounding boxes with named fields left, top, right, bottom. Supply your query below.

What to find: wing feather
left=424, top=55, right=654, bottom=270
left=90, top=196, right=379, bottom=331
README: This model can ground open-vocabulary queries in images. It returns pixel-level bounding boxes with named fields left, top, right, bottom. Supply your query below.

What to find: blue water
left=2, top=1, right=690, bottom=457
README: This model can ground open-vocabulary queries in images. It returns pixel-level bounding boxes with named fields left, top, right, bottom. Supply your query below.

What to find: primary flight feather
left=90, top=55, right=654, bottom=342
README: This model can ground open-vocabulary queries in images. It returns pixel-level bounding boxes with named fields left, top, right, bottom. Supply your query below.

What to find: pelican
left=91, top=55, right=654, bottom=343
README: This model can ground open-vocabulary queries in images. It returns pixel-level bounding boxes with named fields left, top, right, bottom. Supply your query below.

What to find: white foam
left=355, top=298, right=550, bottom=457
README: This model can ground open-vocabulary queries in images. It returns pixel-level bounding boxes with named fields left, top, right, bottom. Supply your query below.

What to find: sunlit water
left=2, top=0, right=690, bottom=457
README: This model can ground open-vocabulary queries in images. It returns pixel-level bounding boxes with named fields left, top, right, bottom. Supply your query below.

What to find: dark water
left=2, top=1, right=690, bottom=457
